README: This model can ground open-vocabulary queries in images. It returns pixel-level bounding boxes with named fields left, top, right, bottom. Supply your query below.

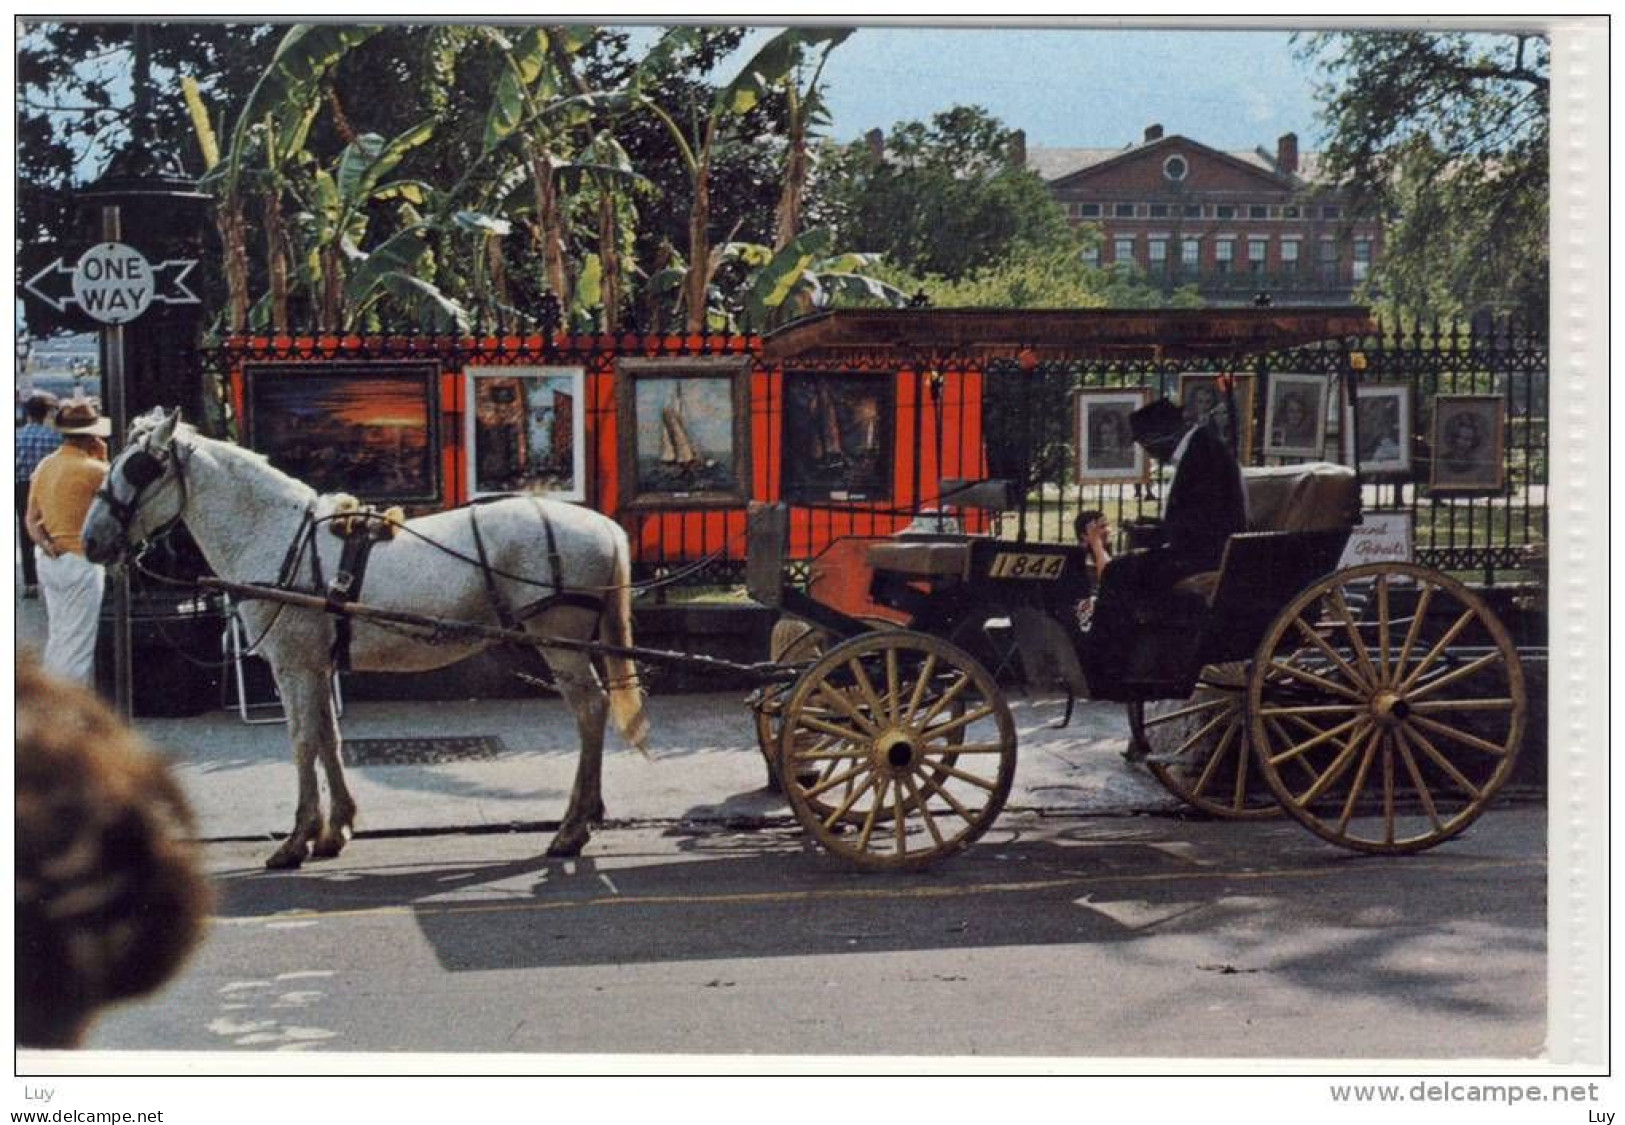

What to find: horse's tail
left=602, top=532, right=651, bottom=757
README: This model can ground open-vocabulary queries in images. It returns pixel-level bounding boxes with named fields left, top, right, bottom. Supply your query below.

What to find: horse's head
left=83, top=408, right=190, bottom=566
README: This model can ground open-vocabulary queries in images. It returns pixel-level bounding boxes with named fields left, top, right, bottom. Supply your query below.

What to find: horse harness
left=278, top=498, right=604, bottom=672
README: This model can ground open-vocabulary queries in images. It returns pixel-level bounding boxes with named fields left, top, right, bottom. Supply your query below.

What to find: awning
left=760, top=306, right=1375, bottom=365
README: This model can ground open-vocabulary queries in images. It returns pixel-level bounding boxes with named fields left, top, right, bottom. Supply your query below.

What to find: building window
left=1115, top=203, right=1137, bottom=218
left=1183, top=203, right=1203, bottom=218
left=1182, top=239, right=1200, bottom=271
left=1319, top=238, right=1340, bottom=281
left=1281, top=239, right=1301, bottom=272
left=1283, top=205, right=1301, bottom=219
left=1114, top=236, right=1137, bottom=266
left=1248, top=238, right=1268, bottom=273
left=1352, top=238, right=1373, bottom=282
left=1148, top=203, right=1170, bottom=218
left=1249, top=205, right=1269, bottom=220
left=1149, top=238, right=1169, bottom=271
left=1215, top=238, right=1235, bottom=274
left=1081, top=243, right=1100, bottom=268
left=1322, top=205, right=1343, bottom=220
left=1079, top=203, right=1101, bottom=218
left=1163, top=154, right=1189, bottom=182
left=1215, top=205, right=1236, bottom=220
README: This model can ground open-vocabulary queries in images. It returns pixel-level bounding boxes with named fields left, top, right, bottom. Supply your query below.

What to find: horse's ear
left=149, top=408, right=181, bottom=450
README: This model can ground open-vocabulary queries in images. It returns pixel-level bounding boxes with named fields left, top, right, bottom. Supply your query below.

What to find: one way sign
left=24, top=242, right=199, bottom=325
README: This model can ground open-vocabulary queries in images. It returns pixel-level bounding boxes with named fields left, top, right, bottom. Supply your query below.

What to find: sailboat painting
left=617, top=357, right=752, bottom=508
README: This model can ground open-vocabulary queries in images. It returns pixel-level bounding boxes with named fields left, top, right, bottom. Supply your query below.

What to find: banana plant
left=193, top=24, right=383, bottom=331
left=716, top=227, right=909, bottom=333
left=635, top=26, right=854, bottom=331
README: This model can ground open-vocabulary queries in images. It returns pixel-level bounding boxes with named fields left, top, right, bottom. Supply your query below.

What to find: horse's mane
left=129, top=407, right=273, bottom=471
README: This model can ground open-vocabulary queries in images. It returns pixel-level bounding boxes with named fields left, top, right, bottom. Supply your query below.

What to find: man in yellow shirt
left=25, top=399, right=111, bottom=685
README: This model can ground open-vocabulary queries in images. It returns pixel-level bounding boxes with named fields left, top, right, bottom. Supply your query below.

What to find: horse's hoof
left=310, top=833, right=347, bottom=860
left=265, top=845, right=307, bottom=871
left=546, top=828, right=589, bottom=858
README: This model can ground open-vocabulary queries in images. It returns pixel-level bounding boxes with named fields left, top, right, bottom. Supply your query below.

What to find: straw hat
left=53, top=399, right=111, bottom=437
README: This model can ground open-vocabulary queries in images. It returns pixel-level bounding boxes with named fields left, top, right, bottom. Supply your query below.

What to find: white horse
left=83, top=409, right=650, bottom=870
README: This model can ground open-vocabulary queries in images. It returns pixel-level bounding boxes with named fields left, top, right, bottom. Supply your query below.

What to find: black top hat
left=1129, top=396, right=1185, bottom=445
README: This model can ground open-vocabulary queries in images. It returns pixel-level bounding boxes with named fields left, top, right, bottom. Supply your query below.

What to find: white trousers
left=36, top=548, right=105, bottom=686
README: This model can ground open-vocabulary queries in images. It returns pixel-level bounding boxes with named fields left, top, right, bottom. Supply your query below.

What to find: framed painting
left=616, top=357, right=752, bottom=509
left=1346, top=383, right=1413, bottom=476
left=465, top=366, right=586, bottom=502
left=244, top=361, right=440, bottom=504
left=1179, top=372, right=1256, bottom=461
left=1429, top=394, right=1507, bottom=493
left=1263, top=372, right=1331, bottom=459
left=1075, top=388, right=1149, bottom=483
left=782, top=371, right=896, bottom=503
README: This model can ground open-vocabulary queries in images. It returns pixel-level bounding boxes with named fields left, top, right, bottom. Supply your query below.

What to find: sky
left=627, top=23, right=1329, bottom=151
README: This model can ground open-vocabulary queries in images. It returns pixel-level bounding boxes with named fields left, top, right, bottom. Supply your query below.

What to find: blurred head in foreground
left=15, top=659, right=210, bottom=1047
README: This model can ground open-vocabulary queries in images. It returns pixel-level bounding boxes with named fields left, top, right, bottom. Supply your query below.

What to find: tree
left=1299, top=31, right=1549, bottom=324
left=821, top=105, right=1073, bottom=282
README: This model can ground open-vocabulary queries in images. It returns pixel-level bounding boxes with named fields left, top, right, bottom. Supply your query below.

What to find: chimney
left=1144, top=124, right=1164, bottom=143
left=865, top=128, right=885, bottom=162
left=1277, top=132, right=1299, bottom=176
left=1009, top=128, right=1027, bottom=168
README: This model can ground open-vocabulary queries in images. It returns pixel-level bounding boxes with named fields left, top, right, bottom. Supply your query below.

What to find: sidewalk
left=14, top=588, right=1176, bottom=843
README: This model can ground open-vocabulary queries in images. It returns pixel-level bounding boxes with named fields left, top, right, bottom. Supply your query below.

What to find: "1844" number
left=988, top=552, right=1066, bottom=580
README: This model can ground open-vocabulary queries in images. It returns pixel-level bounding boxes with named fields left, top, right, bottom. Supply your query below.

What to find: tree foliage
left=1299, top=31, right=1549, bottom=324
left=820, top=105, right=1074, bottom=281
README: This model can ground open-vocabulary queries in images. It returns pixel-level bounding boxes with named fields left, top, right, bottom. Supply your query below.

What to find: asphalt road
left=76, top=804, right=1546, bottom=1064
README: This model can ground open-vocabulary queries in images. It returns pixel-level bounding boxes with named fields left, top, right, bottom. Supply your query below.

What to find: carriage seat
left=1170, top=463, right=1357, bottom=602
left=864, top=539, right=972, bottom=579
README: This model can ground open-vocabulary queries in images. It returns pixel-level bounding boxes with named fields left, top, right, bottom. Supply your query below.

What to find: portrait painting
left=1346, top=383, right=1413, bottom=476
left=1263, top=372, right=1331, bottom=459
left=465, top=366, right=586, bottom=501
left=1075, top=388, right=1149, bottom=483
left=1429, top=394, right=1506, bottom=493
left=245, top=361, right=440, bottom=504
left=782, top=372, right=895, bottom=503
left=616, top=357, right=751, bottom=509
left=1179, top=373, right=1256, bottom=461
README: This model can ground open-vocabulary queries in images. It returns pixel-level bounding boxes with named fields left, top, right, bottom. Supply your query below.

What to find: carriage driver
left=1083, top=395, right=1247, bottom=648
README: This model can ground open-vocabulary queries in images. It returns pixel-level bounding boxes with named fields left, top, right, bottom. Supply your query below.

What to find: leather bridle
left=95, top=436, right=190, bottom=555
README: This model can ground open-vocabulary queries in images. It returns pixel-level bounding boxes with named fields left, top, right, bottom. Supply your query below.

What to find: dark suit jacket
left=1161, top=423, right=1248, bottom=572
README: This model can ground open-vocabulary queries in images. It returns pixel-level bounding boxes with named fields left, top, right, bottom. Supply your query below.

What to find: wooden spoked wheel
left=1249, top=563, right=1526, bottom=854
left=1128, top=663, right=1282, bottom=820
left=779, top=631, right=1017, bottom=870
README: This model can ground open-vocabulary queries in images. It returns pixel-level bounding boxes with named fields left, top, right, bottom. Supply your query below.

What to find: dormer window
left=1162, top=154, right=1189, bottom=182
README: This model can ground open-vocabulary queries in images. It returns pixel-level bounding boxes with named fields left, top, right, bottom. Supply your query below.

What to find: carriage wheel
left=1248, top=563, right=1526, bottom=854
left=1128, top=663, right=1282, bottom=820
left=779, top=631, right=1017, bottom=870
left=754, top=621, right=837, bottom=792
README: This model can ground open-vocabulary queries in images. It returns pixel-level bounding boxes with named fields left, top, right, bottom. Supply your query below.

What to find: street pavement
left=14, top=588, right=1181, bottom=847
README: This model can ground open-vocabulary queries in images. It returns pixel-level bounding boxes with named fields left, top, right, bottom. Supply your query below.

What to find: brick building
left=1026, top=125, right=1382, bottom=306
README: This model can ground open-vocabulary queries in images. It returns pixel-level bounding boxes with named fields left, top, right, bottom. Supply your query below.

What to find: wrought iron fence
left=985, top=314, right=1548, bottom=587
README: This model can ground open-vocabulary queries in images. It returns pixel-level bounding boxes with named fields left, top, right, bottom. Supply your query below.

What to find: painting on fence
left=1347, top=383, right=1413, bottom=476
left=1075, top=388, right=1149, bottom=483
left=1429, top=394, right=1506, bottom=493
left=616, top=357, right=751, bottom=509
left=466, top=366, right=586, bottom=501
left=245, top=361, right=440, bottom=503
left=1263, top=372, right=1331, bottom=459
left=782, top=372, right=895, bottom=502
left=1179, top=373, right=1256, bottom=461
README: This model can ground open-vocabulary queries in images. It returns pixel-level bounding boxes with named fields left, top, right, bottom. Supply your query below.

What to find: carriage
left=739, top=309, right=1527, bottom=870
left=85, top=306, right=1526, bottom=873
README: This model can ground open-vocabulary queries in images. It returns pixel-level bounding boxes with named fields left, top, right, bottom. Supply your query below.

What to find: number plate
left=987, top=552, right=1066, bottom=580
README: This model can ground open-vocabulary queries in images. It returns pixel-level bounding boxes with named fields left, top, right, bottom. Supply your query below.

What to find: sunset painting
left=246, top=362, right=440, bottom=503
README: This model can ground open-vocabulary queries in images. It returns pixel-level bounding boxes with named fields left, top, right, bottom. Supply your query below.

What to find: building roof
left=1029, top=138, right=1330, bottom=186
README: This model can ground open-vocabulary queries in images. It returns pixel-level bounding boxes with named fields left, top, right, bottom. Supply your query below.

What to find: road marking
left=209, top=856, right=1540, bottom=927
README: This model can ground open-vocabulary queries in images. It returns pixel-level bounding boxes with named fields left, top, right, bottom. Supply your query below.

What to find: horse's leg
left=540, top=643, right=610, bottom=858
left=310, top=676, right=355, bottom=859
left=265, top=667, right=337, bottom=870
